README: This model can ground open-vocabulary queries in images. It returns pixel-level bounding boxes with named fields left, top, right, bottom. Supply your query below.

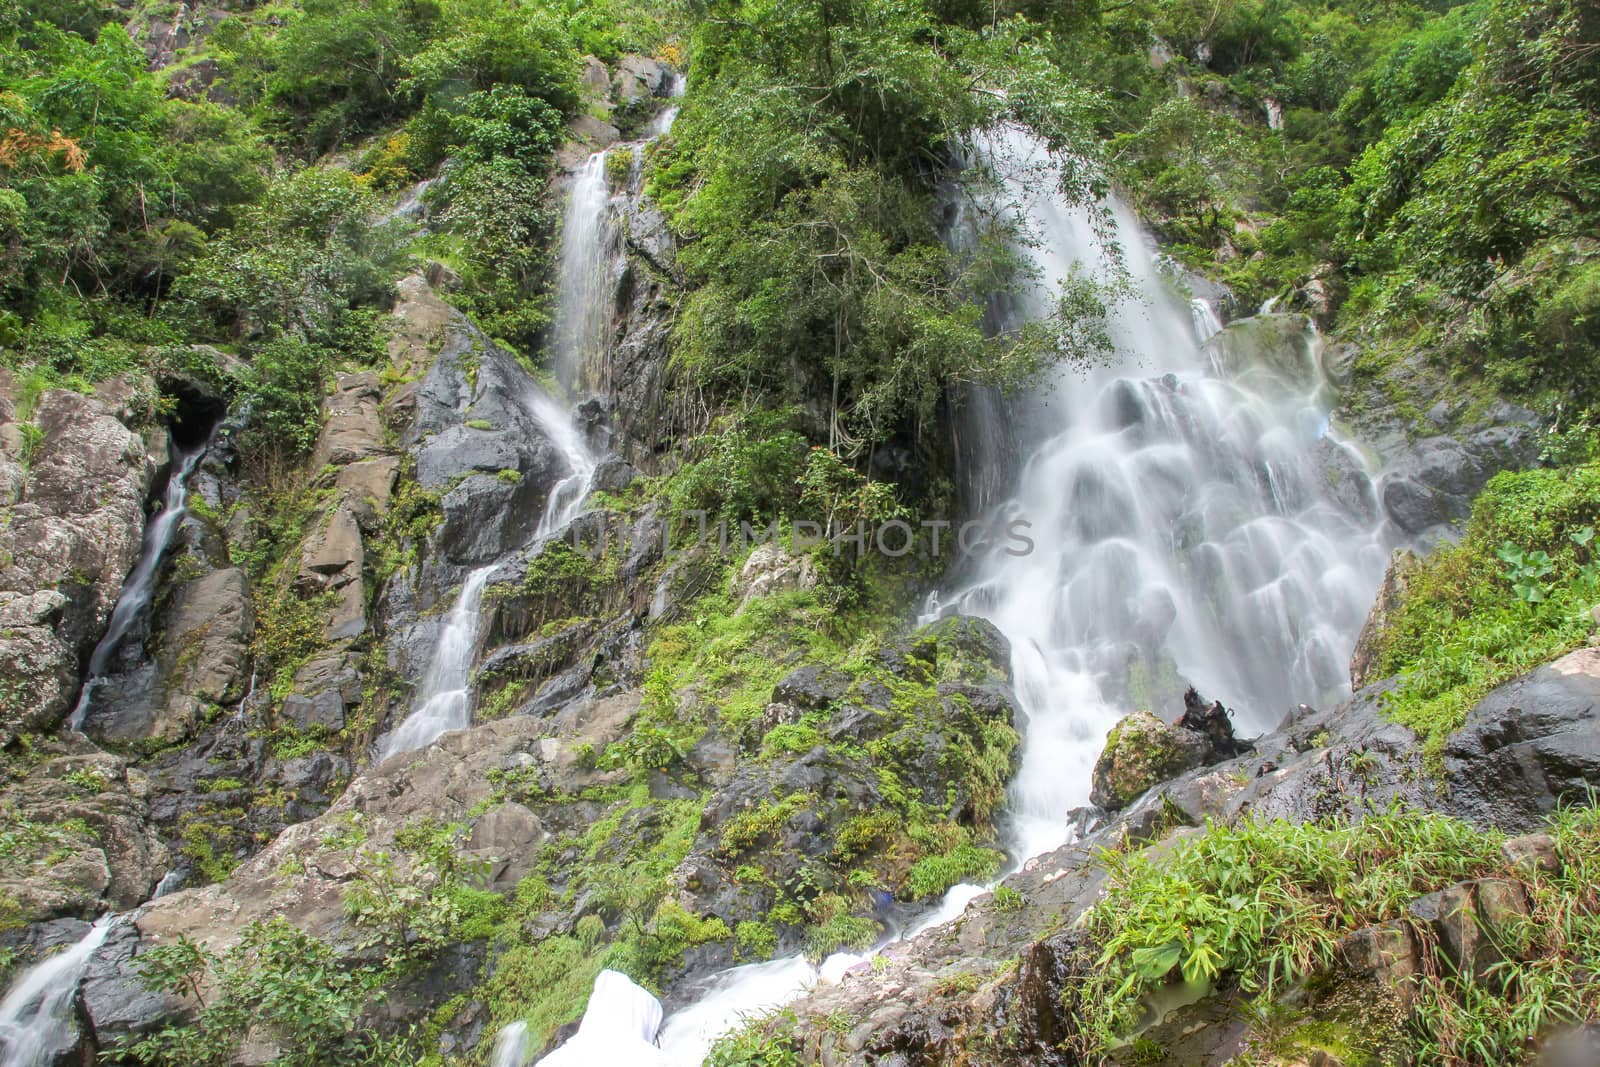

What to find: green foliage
left=342, top=821, right=501, bottom=960
left=0, top=21, right=266, bottom=323
left=803, top=911, right=879, bottom=959
left=705, top=1011, right=803, bottom=1067
left=1079, top=805, right=1600, bottom=1065
left=735, top=919, right=778, bottom=960
left=480, top=789, right=718, bottom=1046
left=1375, top=462, right=1600, bottom=757
left=630, top=580, right=873, bottom=765
left=120, top=918, right=411, bottom=1066
left=655, top=0, right=1111, bottom=455
left=253, top=587, right=338, bottom=698
left=1410, top=804, right=1600, bottom=1064
left=664, top=410, right=811, bottom=524
left=990, top=885, right=1024, bottom=912
left=903, top=840, right=1002, bottom=901
left=1080, top=809, right=1507, bottom=1054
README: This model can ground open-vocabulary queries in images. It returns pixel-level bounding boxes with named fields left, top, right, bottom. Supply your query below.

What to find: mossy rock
left=1090, top=711, right=1208, bottom=811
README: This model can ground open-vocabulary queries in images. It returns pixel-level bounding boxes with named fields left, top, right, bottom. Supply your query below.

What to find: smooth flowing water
left=490, top=1021, right=530, bottom=1067
left=553, top=151, right=612, bottom=396
left=0, top=917, right=116, bottom=1067
left=1189, top=296, right=1223, bottom=345
left=378, top=566, right=493, bottom=759
left=525, top=379, right=597, bottom=541
left=69, top=438, right=209, bottom=731
left=654, top=956, right=816, bottom=1064
left=940, top=127, right=1387, bottom=860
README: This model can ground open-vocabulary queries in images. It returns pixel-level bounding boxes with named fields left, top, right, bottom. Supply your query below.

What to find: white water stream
left=0, top=917, right=116, bottom=1067
left=381, top=116, right=646, bottom=762
left=377, top=565, right=494, bottom=760
left=944, top=127, right=1386, bottom=859
left=69, top=438, right=209, bottom=731
left=553, top=151, right=613, bottom=398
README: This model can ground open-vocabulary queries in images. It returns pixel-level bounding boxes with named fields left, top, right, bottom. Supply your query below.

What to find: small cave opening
left=159, top=373, right=229, bottom=451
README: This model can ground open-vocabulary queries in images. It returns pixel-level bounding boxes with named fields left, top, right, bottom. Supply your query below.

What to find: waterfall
left=377, top=567, right=493, bottom=760
left=490, top=1021, right=530, bottom=1067
left=654, top=957, right=816, bottom=1064
left=150, top=870, right=185, bottom=899
left=553, top=151, right=614, bottom=396
left=373, top=93, right=689, bottom=760
left=653, top=127, right=1388, bottom=1059
left=524, top=379, right=596, bottom=541
left=643, top=72, right=687, bottom=138
left=69, top=436, right=209, bottom=731
left=534, top=970, right=669, bottom=1065
left=0, top=917, right=117, bottom=1067
left=941, top=127, right=1386, bottom=860
left=1189, top=297, right=1223, bottom=345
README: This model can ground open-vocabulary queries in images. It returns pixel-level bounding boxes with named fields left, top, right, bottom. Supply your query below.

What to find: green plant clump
left=1374, top=463, right=1600, bottom=757
left=1079, top=805, right=1600, bottom=1063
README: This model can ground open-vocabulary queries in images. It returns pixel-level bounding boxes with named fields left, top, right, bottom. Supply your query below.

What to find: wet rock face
left=1344, top=342, right=1543, bottom=546
left=1443, top=647, right=1600, bottom=832
left=0, top=387, right=153, bottom=738
left=87, top=565, right=253, bottom=745
left=1348, top=548, right=1414, bottom=690
left=398, top=277, right=573, bottom=569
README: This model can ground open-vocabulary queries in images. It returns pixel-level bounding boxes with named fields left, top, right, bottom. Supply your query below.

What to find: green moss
left=369, top=464, right=443, bottom=588
left=735, top=920, right=778, bottom=960
left=903, top=840, right=1002, bottom=900
left=1093, top=711, right=1190, bottom=809
left=719, top=791, right=817, bottom=856
left=179, top=821, right=238, bottom=884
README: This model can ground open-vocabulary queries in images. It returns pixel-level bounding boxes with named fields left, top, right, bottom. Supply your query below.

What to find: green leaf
left=1129, top=940, right=1183, bottom=981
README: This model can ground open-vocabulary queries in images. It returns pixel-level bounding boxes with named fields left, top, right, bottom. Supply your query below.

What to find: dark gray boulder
left=81, top=923, right=186, bottom=1049
left=1443, top=647, right=1600, bottom=832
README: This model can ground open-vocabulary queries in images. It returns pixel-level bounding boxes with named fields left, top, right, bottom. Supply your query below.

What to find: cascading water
left=943, top=127, right=1387, bottom=860
left=0, top=917, right=117, bottom=1066
left=650, top=129, right=1388, bottom=1061
left=490, top=1021, right=530, bottom=1067
left=525, top=379, right=597, bottom=541
left=69, top=436, right=210, bottom=732
left=378, top=566, right=493, bottom=760
left=553, top=151, right=614, bottom=397
left=643, top=72, right=686, bottom=138
left=377, top=81, right=689, bottom=768
left=654, top=957, right=816, bottom=1064
left=1189, top=296, right=1223, bottom=345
